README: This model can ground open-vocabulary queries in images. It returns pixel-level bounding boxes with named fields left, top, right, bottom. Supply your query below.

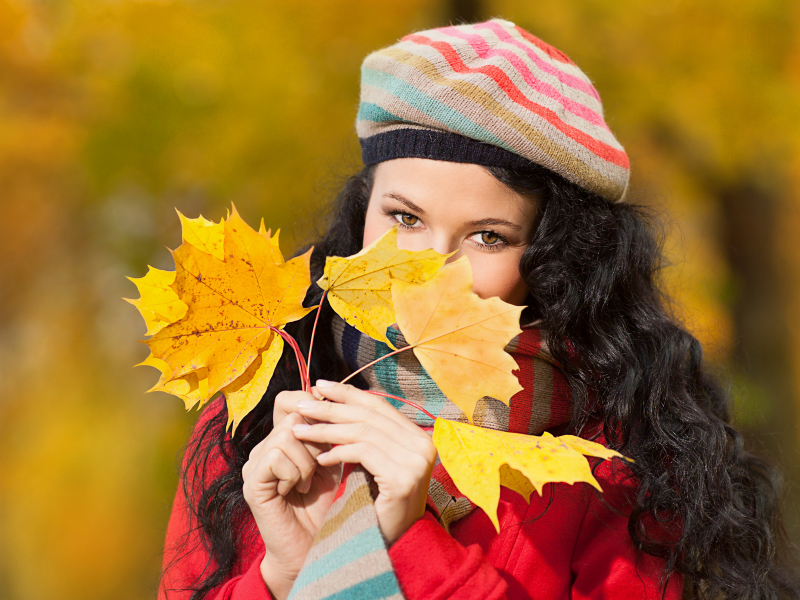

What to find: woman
left=159, top=19, right=799, bottom=600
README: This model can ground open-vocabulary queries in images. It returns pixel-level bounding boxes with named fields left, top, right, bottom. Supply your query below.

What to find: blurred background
left=1, top=0, right=799, bottom=597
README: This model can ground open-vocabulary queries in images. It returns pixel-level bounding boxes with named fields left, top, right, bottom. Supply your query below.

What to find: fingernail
left=297, top=398, right=319, bottom=410
left=315, top=379, right=335, bottom=389
left=292, top=423, right=311, bottom=433
left=317, top=451, right=329, bottom=461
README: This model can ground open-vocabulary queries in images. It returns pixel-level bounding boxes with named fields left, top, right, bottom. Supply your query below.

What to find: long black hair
left=167, top=162, right=800, bottom=599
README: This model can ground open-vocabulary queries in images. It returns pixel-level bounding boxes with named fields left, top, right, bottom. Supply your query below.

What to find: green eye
left=480, top=231, right=500, bottom=245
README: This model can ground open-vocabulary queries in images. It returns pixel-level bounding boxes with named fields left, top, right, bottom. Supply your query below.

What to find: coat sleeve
left=388, top=512, right=509, bottom=600
left=158, top=401, right=273, bottom=600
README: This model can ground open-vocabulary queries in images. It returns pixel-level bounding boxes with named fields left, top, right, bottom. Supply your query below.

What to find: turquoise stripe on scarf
left=375, top=330, right=405, bottom=411
left=289, top=527, right=388, bottom=593
left=361, top=68, right=515, bottom=153
left=375, top=328, right=451, bottom=424
left=319, top=572, right=402, bottom=600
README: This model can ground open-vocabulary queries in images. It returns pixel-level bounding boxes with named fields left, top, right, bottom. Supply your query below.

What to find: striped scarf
left=287, top=316, right=573, bottom=600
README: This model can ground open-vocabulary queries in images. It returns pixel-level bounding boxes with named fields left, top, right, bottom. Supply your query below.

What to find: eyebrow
left=467, top=217, right=522, bottom=231
left=383, top=193, right=426, bottom=215
left=382, top=192, right=523, bottom=231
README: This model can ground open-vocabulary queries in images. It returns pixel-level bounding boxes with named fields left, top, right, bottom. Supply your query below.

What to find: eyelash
left=387, top=211, right=510, bottom=252
left=388, top=211, right=420, bottom=229
left=473, top=235, right=508, bottom=252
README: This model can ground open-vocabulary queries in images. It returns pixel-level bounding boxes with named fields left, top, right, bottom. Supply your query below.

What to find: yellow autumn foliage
left=178, top=211, right=225, bottom=261
left=318, top=227, right=449, bottom=348
left=2, top=2, right=798, bottom=598
left=392, top=257, right=524, bottom=423
left=124, top=267, right=188, bottom=336
left=132, top=206, right=314, bottom=433
left=433, top=420, right=626, bottom=531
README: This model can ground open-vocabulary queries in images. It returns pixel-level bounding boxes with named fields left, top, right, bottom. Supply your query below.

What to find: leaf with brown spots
left=129, top=205, right=313, bottom=433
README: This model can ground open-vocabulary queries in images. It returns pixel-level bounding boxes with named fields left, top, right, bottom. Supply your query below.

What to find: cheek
left=469, top=253, right=529, bottom=305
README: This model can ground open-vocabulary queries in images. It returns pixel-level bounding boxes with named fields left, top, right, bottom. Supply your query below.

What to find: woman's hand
left=289, top=379, right=438, bottom=544
left=242, top=391, right=340, bottom=600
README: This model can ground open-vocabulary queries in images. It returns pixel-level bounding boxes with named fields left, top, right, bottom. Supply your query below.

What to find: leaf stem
left=271, top=326, right=310, bottom=391
left=305, top=290, right=326, bottom=387
left=363, top=390, right=437, bottom=421
left=339, top=346, right=412, bottom=385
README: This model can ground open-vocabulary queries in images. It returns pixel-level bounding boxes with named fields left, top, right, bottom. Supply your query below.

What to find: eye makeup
left=385, top=208, right=512, bottom=251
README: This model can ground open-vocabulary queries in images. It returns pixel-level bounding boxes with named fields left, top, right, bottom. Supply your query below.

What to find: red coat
left=159, top=407, right=683, bottom=600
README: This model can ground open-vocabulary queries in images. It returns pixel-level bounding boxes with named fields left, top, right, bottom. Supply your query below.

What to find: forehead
left=370, top=158, right=538, bottom=226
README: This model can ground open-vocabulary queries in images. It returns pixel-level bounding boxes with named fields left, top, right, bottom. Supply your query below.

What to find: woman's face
left=363, top=158, right=539, bottom=306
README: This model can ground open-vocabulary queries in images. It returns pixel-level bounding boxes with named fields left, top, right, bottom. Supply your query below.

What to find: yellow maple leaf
left=141, top=338, right=282, bottom=427
left=163, top=376, right=211, bottom=409
left=221, top=332, right=284, bottom=431
left=139, top=206, right=314, bottom=433
left=136, top=354, right=211, bottom=410
left=178, top=211, right=225, bottom=260
left=433, top=419, right=626, bottom=531
left=391, top=257, right=524, bottom=422
left=124, top=266, right=188, bottom=336
left=258, top=220, right=284, bottom=265
left=317, top=227, right=448, bottom=349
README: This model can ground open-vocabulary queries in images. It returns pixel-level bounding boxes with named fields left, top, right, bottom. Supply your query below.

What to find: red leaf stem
left=363, top=390, right=437, bottom=421
left=339, top=346, right=411, bottom=385
left=305, top=290, right=326, bottom=386
left=271, top=327, right=310, bottom=391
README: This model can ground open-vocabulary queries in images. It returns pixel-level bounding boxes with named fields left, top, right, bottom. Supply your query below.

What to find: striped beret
left=357, top=19, right=629, bottom=202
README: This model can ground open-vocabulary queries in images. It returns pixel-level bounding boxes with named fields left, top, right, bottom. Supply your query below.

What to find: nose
left=444, top=247, right=463, bottom=264
left=429, top=233, right=462, bottom=263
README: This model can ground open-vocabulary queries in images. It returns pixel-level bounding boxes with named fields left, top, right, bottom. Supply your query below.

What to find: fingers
left=277, top=381, right=420, bottom=437
left=314, top=442, right=393, bottom=476
left=274, top=390, right=319, bottom=427
left=312, top=441, right=431, bottom=503
left=307, top=380, right=423, bottom=435
left=276, top=429, right=324, bottom=494
left=293, top=420, right=433, bottom=464
left=272, top=380, right=437, bottom=515
left=295, top=416, right=436, bottom=546
left=313, top=379, right=392, bottom=410
left=244, top=412, right=328, bottom=497
left=296, top=398, right=396, bottom=432
left=291, top=380, right=435, bottom=467
left=243, top=447, right=300, bottom=499
left=271, top=448, right=302, bottom=497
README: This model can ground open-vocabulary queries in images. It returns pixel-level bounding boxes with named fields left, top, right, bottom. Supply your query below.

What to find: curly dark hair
left=165, top=162, right=800, bottom=599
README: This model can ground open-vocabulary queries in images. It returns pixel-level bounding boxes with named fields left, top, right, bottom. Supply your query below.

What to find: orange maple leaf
left=132, top=206, right=313, bottom=433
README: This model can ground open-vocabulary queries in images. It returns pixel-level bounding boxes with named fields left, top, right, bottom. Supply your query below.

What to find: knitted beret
left=357, top=19, right=629, bottom=202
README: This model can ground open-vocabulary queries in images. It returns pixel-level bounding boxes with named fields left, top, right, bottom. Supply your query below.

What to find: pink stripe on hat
left=402, top=34, right=629, bottom=169
left=476, top=21, right=601, bottom=101
left=434, top=27, right=608, bottom=130
left=359, top=19, right=629, bottom=201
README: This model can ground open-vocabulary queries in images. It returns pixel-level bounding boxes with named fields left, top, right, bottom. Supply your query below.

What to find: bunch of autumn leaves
left=127, top=207, right=622, bottom=529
